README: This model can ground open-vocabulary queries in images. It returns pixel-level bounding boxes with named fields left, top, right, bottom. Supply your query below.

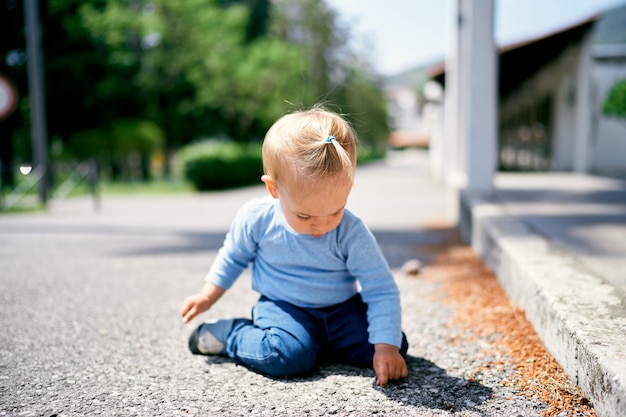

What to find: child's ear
left=261, top=175, right=279, bottom=198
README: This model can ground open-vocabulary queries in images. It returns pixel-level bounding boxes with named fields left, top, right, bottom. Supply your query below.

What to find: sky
left=325, top=0, right=626, bottom=76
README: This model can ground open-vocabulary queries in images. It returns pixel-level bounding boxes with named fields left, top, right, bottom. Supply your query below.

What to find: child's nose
left=312, top=216, right=331, bottom=230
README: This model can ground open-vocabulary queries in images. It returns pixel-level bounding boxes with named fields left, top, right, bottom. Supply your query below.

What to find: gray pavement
left=461, top=171, right=626, bottom=417
left=0, top=149, right=613, bottom=416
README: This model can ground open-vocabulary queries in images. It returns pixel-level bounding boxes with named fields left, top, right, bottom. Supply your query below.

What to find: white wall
left=589, top=62, right=626, bottom=175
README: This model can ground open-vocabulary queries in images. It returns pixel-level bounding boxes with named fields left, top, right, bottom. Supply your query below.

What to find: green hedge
left=177, top=139, right=384, bottom=191
left=178, top=141, right=263, bottom=191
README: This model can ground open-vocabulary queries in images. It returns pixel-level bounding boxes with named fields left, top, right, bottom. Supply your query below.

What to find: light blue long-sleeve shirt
left=205, top=197, right=403, bottom=348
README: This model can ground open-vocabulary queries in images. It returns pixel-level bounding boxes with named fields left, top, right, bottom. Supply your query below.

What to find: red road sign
left=0, top=73, right=18, bottom=121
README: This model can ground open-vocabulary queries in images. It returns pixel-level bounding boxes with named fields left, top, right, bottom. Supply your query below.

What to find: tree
left=79, top=0, right=311, bottom=169
left=331, top=64, right=390, bottom=156
left=270, top=0, right=347, bottom=99
left=111, top=119, right=164, bottom=181
left=6, top=0, right=391, bottom=188
left=46, top=0, right=141, bottom=142
left=271, top=0, right=390, bottom=153
left=603, top=79, right=626, bottom=123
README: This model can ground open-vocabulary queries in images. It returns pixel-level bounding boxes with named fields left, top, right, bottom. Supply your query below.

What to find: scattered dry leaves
left=416, top=238, right=596, bottom=417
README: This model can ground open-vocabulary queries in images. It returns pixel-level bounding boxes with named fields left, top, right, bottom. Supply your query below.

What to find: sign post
left=24, top=0, right=49, bottom=206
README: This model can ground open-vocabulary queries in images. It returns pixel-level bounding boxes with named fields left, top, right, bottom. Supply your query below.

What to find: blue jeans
left=224, top=294, right=408, bottom=378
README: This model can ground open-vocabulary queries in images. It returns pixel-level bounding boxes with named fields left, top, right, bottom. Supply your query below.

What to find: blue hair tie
left=324, top=135, right=336, bottom=143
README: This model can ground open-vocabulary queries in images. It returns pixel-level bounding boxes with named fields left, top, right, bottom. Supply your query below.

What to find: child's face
left=264, top=175, right=352, bottom=238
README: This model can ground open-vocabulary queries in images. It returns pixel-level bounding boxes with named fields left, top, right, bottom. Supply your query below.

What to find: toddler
left=181, top=107, right=408, bottom=386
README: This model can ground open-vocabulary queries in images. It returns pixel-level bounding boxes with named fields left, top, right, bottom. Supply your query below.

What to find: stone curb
left=459, top=191, right=626, bottom=417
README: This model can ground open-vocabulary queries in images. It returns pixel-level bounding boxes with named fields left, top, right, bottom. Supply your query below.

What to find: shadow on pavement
left=496, top=186, right=626, bottom=205
left=379, top=355, right=493, bottom=414
left=371, top=227, right=460, bottom=269
left=203, top=355, right=493, bottom=414
left=114, top=226, right=461, bottom=269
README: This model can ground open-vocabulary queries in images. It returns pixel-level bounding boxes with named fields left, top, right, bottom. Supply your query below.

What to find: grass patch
left=0, top=179, right=194, bottom=214
left=99, top=179, right=194, bottom=195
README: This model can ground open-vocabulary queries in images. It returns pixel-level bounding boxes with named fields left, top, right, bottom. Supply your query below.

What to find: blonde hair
left=262, top=107, right=357, bottom=189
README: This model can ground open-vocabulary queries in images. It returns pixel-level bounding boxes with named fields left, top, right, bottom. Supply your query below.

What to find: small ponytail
left=323, top=134, right=354, bottom=181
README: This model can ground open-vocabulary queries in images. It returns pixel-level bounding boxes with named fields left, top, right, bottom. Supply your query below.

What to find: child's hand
left=373, top=344, right=408, bottom=387
left=181, top=283, right=226, bottom=324
left=181, top=293, right=212, bottom=323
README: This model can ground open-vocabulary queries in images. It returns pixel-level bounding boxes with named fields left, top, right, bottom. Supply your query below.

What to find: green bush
left=603, top=79, right=626, bottom=120
left=177, top=139, right=384, bottom=191
left=356, top=144, right=387, bottom=165
left=178, top=140, right=263, bottom=191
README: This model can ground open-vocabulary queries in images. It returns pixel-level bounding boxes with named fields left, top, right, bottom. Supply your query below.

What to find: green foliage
left=66, top=119, right=164, bottom=181
left=332, top=66, right=390, bottom=158
left=77, top=0, right=317, bottom=147
left=110, top=119, right=164, bottom=155
left=177, top=141, right=263, bottom=190
left=357, top=144, right=387, bottom=165
left=603, top=79, right=626, bottom=120
left=270, top=0, right=390, bottom=154
left=67, top=129, right=110, bottom=160
left=5, top=0, right=392, bottom=190
left=270, top=0, right=345, bottom=96
left=207, top=37, right=312, bottom=140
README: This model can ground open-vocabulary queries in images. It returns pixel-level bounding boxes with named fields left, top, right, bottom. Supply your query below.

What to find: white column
left=459, top=0, right=497, bottom=192
left=573, top=32, right=592, bottom=173
left=443, top=0, right=462, bottom=222
left=444, top=0, right=496, bottom=224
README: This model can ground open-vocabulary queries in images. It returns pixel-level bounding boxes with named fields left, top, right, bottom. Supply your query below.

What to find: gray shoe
left=188, top=318, right=236, bottom=355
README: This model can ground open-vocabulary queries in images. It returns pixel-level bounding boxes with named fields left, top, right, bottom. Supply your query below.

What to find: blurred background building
left=388, top=3, right=626, bottom=178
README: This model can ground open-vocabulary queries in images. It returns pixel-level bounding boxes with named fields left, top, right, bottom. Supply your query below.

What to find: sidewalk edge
left=460, top=192, right=626, bottom=417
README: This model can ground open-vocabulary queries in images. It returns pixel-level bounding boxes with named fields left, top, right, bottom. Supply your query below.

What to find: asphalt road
left=0, top=150, right=574, bottom=416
